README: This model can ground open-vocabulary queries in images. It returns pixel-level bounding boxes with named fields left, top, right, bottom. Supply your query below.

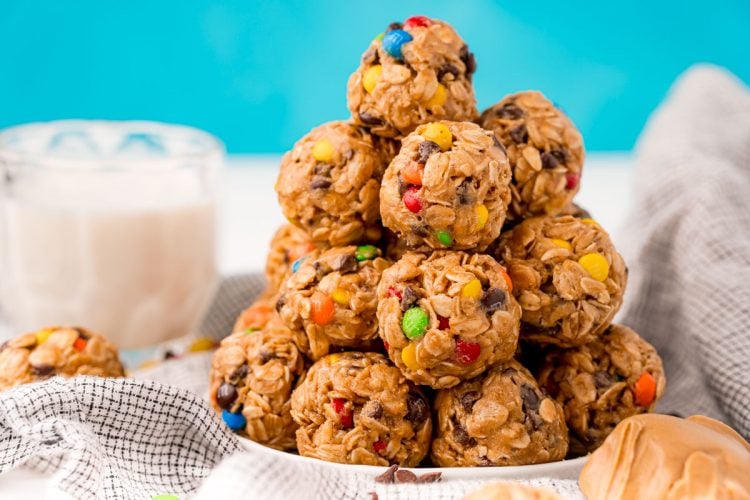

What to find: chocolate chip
left=313, top=163, right=332, bottom=176
left=406, top=392, right=428, bottom=423
left=492, top=134, right=506, bottom=153
left=362, top=48, right=378, bottom=65
left=310, top=177, right=331, bottom=189
left=409, top=223, right=429, bottom=237
left=32, top=364, right=54, bottom=377
left=259, top=349, right=273, bottom=363
left=481, top=288, right=506, bottom=312
left=358, top=111, right=383, bottom=126
left=395, top=470, right=418, bottom=483
left=363, top=400, right=383, bottom=419
left=374, top=464, right=398, bottom=484
left=457, top=177, right=475, bottom=205
left=164, top=350, right=176, bottom=360
left=417, top=140, right=441, bottom=164
left=216, top=383, right=238, bottom=410
left=459, top=45, right=476, bottom=75
left=460, top=391, right=481, bottom=413
left=438, top=63, right=460, bottom=81
left=332, top=254, right=358, bottom=274
left=527, top=410, right=544, bottom=430
left=541, top=151, right=560, bottom=169
left=478, top=456, right=494, bottom=466
left=509, top=124, right=528, bottom=144
left=400, top=286, right=420, bottom=311
left=551, top=149, right=569, bottom=163
left=453, top=423, right=476, bottom=446
left=496, top=103, right=524, bottom=119
left=73, top=327, right=90, bottom=340
left=275, top=295, right=285, bottom=312
left=520, top=383, right=541, bottom=412
left=416, top=472, right=442, bottom=483
left=387, top=22, right=403, bottom=32
left=230, top=363, right=248, bottom=380
left=594, top=370, right=614, bottom=389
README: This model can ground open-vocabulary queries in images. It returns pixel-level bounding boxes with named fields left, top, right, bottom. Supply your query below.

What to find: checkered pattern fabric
left=619, top=64, right=750, bottom=437
left=0, top=65, right=747, bottom=499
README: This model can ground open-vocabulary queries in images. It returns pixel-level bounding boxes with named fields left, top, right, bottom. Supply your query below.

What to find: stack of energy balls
left=209, top=15, right=666, bottom=467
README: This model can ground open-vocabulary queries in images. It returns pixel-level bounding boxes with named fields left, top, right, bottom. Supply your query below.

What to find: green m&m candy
left=402, top=307, right=429, bottom=339
left=355, top=244, right=378, bottom=261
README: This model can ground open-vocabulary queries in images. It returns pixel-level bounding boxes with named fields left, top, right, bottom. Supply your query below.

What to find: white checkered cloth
left=0, top=65, right=748, bottom=499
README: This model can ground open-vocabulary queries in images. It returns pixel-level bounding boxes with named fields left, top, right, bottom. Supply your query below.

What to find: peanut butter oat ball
left=377, top=251, right=521, bottom=389
left=537, top=324, right=665, bottom=454
left=479, top=91, right=584, bottom=220
left=291, top=351, right=432, bottom=466
left=278, top=245, right=391, bottom=360
left=265, top=224, right=319, bottom=294
left=380, top=121, right=512, bottom=251
left=276, top=121, right=397, bottom=246
left=347, top=16, right=478, bottom=138
left=431, top=360, right=568, bottom=467
left=210, top=318, right=305, bottom=450
left=494, top=215, right=627, bottom=347
left=0, top=326, right=124, bottom=390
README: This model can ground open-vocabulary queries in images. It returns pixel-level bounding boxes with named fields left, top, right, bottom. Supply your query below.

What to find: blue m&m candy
left=222, top=409, right=246, bottom=430
left=291, top=256, right=307, bottom=273
left=382, top=29, right=413, bottom=60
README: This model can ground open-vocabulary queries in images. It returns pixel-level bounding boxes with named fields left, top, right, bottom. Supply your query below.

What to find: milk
left=0, top=120, right=221, bottom=348
left=0, top=201, right=216, bottom=348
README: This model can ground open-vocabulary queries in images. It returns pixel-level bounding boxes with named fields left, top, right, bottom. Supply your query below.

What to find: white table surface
left=219, top=153, right=634, bottom=276
left=0, top=153, right=634, bottom=497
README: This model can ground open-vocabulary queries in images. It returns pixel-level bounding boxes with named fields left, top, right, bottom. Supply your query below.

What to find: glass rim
left=0, top=119, right=225, bottom=171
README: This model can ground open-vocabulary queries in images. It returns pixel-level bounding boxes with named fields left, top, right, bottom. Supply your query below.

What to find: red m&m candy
left=404, top=16, right=431, bottom=29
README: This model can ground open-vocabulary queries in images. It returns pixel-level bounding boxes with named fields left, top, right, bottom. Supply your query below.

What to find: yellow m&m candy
left=551, top=238, right=573, bottom=252
left=461, top=279, right=483, bottom=299
left=425, top=83, right=447, bottom=110
left=475, top=204, right=489, bottom=230
left=401, top=342, right=419, bottom=371
left=312, top=139, right=334, bottom=163
left=363, top=65, right=382, bottom=94
left=578, top=253, right=610, bottom=282
left=421, top=123, right=452, bottom=151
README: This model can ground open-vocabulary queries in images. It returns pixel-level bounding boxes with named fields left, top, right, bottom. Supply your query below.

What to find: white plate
left=239, top=437, right=587, bottom=480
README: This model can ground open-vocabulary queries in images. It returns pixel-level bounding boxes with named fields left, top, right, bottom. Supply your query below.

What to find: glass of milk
left=0, top=120, right=222, bottom=348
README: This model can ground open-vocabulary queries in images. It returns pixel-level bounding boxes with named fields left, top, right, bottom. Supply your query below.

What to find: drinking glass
left=0, top=120, right=222, bottom=348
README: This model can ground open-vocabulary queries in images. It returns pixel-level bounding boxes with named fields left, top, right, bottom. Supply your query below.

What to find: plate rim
left=237, top=435, right=588, bottom=478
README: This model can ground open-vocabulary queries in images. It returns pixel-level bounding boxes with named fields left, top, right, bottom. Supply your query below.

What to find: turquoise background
left=1, top=1, right=748, bottom=153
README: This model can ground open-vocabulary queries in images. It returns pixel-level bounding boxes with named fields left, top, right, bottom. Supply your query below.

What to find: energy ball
left=347, top=16, right=478, bottom=138
left=210, top=318, right=305, bottom=450
left=431, top=360, right=568, bottom=467
left=479, top=91, right=584, bottom=220
left=291, top=351, right=432, bottom=466
left=278, top=245, right=391, bottom=360
left=276, top=121, right=397, bottom=246
left=264, top=224, right=319, bottom=294
left=377, top=251, right=521, bottom=389
left=0, top=326, right=124, bottom=391
left=494, top=215, right=627, bottom=347
left=537, top=324, right=666, bottom=454
left=380, top=121, right=512, bottom=251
